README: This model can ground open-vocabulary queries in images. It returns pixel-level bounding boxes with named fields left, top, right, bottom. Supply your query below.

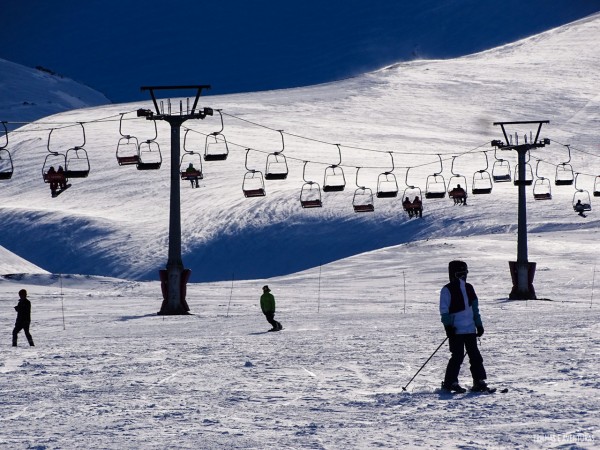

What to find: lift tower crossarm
left=141, top=85, right=212, bottom=118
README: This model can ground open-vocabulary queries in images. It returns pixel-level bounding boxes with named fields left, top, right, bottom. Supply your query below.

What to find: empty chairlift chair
left=0, top=122, right=14, bottom=180
left=300, top=161, right=322, bottom=208
left=471, top=151, right=493, bottom=195
left=532, top=160, right=552, bottom=200
left=323, top=144, right=346, bottom=192
left=513, top=151, right=534, bottom=186
left=594, top=176, right=600, bottom=197
left=376, top=152, right=399, bottom=198
left=116, top=112, right=140, bottom=166
left=264, top=130, right=289, bottom=180
left=204, top=110, right=229, bottom=161
left=555, top=144, right=575, bottom=186
left=242, top=149, right=266, bottom=198
left=425, top=154, right=446, bottom=199
left=352, top=167, right=375, bottom=212
left=64, top=123, right=90, bottom=178
left=137, top=121, right=162, bottom=170
left=492, top=147, right=511, bottom=182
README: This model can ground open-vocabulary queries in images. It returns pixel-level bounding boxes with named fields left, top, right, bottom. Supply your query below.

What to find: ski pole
left=402, top=337, right=448, bottom=391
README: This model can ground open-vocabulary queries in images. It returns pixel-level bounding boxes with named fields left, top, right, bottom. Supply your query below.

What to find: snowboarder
left=439, top=260, right=489, bottom=393
left=260, top=285, right=282, bottom=331
left=12, top=289, right=34, bottom=347
left=574, top=199, right=587, bottom=217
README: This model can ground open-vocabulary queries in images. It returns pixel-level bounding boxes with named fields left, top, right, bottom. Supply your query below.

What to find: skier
left=260, top=285, right=282, bottom=331
left=439, top=260, right=489, bottom=393
left=12, top=289, right=34, bottom=347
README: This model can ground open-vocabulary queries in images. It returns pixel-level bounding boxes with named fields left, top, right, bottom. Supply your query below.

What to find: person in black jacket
left=12, top=289, right=34, bottom=347
left=439, top=260, right=487, bottom=393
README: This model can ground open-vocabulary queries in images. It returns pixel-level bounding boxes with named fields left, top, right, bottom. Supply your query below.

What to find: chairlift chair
left=116, top=112, right=140, bottom=165
left=0, top=122, right=13, bottom=180
left=492, top=147, right=511, bottom=182
left=180, top=129, right=203, bottom=181
left=425, top=154, right=446, bottom=199
left=242, top=149, right=266, bottom=198
left=0, top=149, right=13, bottom=180
left=42, top=153, right=68, bottom=184
left=137, top=140, right=162, bottom=170
left=352, top=168, right=374, bottom=212
left=555, top=144, right=575, bottom=186
left=136, top=120, right=162, bottom=170
left=447, top=156, right=468, bottom=204
left=65, top=148, right=90, bottom=178
left=402, top=168, right=423, bottom=217
left=594, top=176, right=600, bottom=197
left=264, top=130, right=289, bottom=180
left=471, top=151, right=492, bottom=195
left=572, top=173, right=591, bottom=212
left=376, top=152, right=399, bottom=198
left=532, top=160, right=551, bottom=200
left=300, top=161, right=322, bottom=208
left=204, top=110, right=229, bottom=161
left=323, top=144, right=346, bottom=192
left=513, top=151, right=533, bottom=186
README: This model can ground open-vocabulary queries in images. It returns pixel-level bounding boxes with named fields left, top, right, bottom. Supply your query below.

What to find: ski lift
left=204, top=109, right=229, bottom=161
left=137, top=120, right=162, bottom=170
left=492, top=147, right=511, bottom=182
left=425, top=154, right=446, bottom=199
left=0, top=121, right=14, bottom=180
left=116, top=112, right=140, bottom=165
left=352, top=167, right=374, bottom=212
left=555, top=144, right=575, bottom=186
left=572, top=173, right=591, bottom=212
left=242, top=149, right=266, bottom=198
left=402, top=167, right=423, bottom=217
left=532, top=159, right=552, bottom=200
left=300, top=161, right=322, bottom=208
left=594, top=176, right=600, bottom=197
left=323, top=144, right=346, bottom=192
left=447, top=156, right=468, bottom=205
left=64, top=123, right=90, bottom=178
left=513, top=150, right=534, bottom=186
left=42, top=129, right=70, bottom=196
left=472, top=151, right=493, bottom=195
left=180, top=129, right=203, bottom=181
left=264, top=130, right=289, bottom=180
left=376, top=152, right=399, bottom=198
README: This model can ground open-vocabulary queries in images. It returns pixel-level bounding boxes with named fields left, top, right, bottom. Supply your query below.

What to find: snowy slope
left=0, top=58, right=110, bottom=123
left=1, top=13, right=599, bottom=282
left=0, top=13, right=599, bottom=450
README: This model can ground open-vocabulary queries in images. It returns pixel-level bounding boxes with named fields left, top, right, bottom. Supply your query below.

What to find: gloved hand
left=476, top=326, right=484, bottom=337
left=444, top=326, right=455, bottom=338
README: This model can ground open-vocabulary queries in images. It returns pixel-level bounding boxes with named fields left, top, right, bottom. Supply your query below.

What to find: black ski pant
left=13, top=321, right=34, bottom=346
left=444, top=333, right=485, bottom=385
left=264, top=312, right=281, bottom=330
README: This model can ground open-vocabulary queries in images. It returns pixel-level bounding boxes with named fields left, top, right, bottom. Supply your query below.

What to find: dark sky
left=2, top=0, right=599, bottom=103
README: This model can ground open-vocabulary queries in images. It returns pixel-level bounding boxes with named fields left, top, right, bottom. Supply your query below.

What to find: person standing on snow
left=260, top=285, right=282, bottom=331
left=439, top=260, right=488, bottom=393
left=13, top=289, right=34, bottom=347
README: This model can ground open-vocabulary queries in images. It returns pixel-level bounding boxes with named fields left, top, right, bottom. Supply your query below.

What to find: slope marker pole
left=226, top=273, right=235, bottom=318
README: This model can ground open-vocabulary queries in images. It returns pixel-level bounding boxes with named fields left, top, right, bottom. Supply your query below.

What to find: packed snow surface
left=1, top=13, right=599, bottom=450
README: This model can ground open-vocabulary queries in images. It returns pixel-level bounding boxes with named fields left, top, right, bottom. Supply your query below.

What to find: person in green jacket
left=260, top=285, right=282, bottom=331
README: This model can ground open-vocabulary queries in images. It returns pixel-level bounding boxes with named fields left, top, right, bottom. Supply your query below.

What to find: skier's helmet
left=448, top=260, right=468, bottom=281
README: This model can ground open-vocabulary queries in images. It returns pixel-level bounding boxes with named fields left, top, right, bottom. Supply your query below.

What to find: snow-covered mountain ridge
left=1, top=13, right=599, bottom=283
